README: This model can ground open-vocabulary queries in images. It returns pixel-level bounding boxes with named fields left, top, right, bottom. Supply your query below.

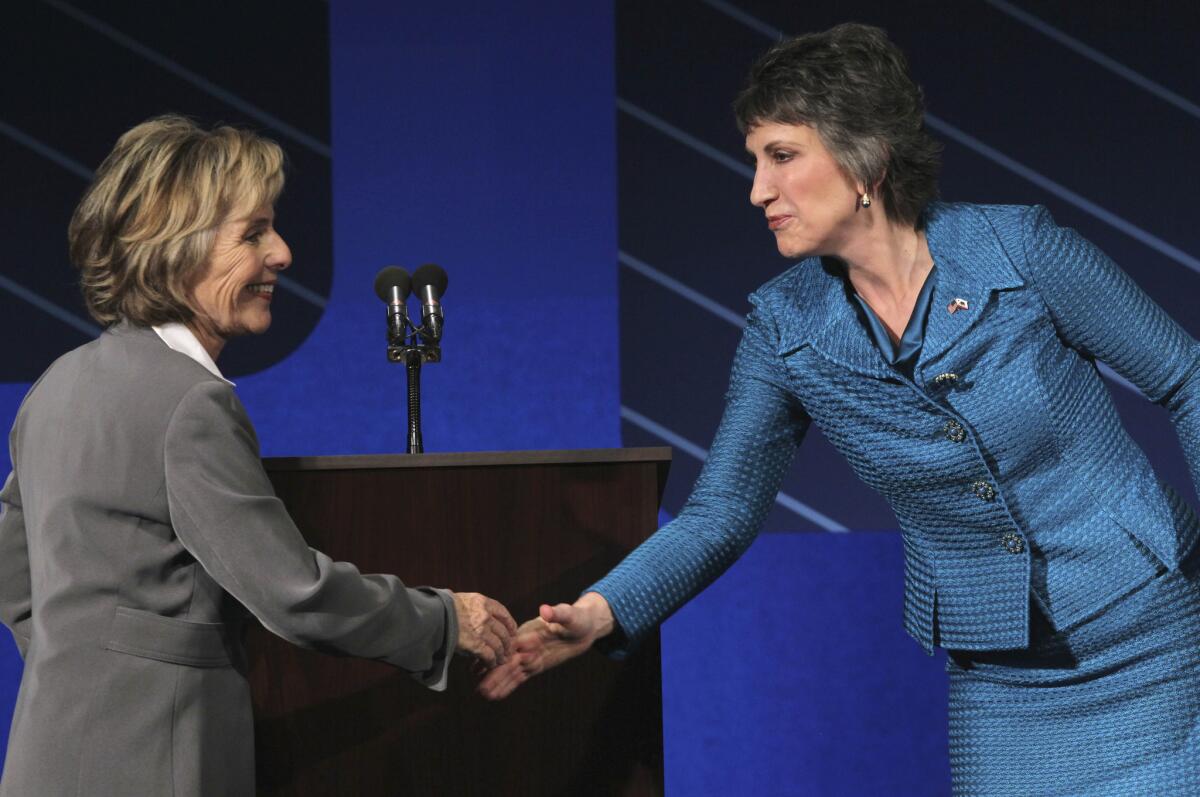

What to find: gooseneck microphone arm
left=405, top=350, right=423, bottom=453
left=372, top=264, right=448, bottom=454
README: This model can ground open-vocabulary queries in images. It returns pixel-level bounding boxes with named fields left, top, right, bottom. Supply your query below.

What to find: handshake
left=449, top=591, right=616, bottom=700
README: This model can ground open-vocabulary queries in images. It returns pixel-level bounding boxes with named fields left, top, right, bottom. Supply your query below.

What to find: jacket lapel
left=917, top=204, right=1025, bottom=370
left=775, top=257, right=896, bottom=381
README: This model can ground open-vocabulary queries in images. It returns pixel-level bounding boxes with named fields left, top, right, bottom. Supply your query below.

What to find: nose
left=749, top=162, right=776, bottom=208
left=267, top=232, right=292, bottom=272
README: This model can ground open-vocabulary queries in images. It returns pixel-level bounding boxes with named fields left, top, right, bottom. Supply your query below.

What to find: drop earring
left=860, top=192, right=872, bottom=208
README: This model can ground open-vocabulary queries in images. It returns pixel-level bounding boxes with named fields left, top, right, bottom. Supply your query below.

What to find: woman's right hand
left=451, top=591, right=517, bottom=668
left=477, top=591, right=615, bottom=700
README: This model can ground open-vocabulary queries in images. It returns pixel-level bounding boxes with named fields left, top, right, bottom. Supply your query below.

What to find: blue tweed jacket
left=592, top=202, right=1200, bottom=653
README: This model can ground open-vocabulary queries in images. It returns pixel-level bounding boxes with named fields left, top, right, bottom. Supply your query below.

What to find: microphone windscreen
left=412, top=263, right=448, bottom=297
left=374, top=266, right=411, bottom=302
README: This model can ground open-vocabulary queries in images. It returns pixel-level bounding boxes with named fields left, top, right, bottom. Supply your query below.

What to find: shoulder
left=104, top=325, right=231, bottom=400
left=171, top=379, right=247, bottom=426
left=165, top=376, right=257, bottom=458
left=925, top=201, right=1039, bottom=250
left=743, top=257, right=831, bottom=349
left=748, top=256, right=830, bottom=315
left=936, top=201, right=1033, bottom=226
left=164, top=381, right=262, bottom=479
left=22, top=325, right=233, bottom=428
left=927, top=202, right=1075, bottom=253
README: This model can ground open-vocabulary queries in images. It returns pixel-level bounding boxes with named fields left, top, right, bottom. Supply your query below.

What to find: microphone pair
left=374, top=264, right=449, bottom=343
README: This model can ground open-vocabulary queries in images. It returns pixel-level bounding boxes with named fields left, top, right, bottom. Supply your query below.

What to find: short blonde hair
left=69, top=114, right=285, bottom=327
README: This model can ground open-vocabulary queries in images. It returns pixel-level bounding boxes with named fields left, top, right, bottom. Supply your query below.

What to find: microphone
left=374, top=266, right=411, bottom=344
left=411, top=263, right=448, bottom=342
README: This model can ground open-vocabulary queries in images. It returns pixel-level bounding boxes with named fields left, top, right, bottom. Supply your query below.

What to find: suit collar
left=770, top=203, right=1024, bottom=379
left=151, top=322, right=233, bottom=386
left=105, top=321, right=234, bottom=385
left=918, top=203, right=1024, bottom=368
left=774, top=257, right=895, bottom=379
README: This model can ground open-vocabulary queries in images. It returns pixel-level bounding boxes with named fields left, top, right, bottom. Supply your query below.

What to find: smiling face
left=746, top=122, right=865, bottom=259
left=188, top=205, right=291, bottom=358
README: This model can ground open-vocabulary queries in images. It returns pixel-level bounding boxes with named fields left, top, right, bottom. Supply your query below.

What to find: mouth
left=245, top=282, right=276, bottom=300
left=767, top=215, right=792, bottom=231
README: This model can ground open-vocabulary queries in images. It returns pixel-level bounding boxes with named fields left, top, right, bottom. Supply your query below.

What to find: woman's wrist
left=577, top=591, right=615, bottom=640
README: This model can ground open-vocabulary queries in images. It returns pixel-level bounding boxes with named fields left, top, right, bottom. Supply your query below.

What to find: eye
left=244, top=229, right=265, bottom=245
left=771, top=149, right=795, bottom=163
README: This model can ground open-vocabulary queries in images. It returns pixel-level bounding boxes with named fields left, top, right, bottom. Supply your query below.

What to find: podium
left=248, top=448, right=671, bottom=796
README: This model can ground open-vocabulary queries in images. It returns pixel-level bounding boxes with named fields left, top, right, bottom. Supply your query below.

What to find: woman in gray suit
left=0, top=115, right=516, bottom=796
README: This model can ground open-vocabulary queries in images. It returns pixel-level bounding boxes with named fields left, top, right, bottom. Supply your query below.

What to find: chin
left=777, top=242, right=816, bottom=260
left=235, top=315, right=273, bottom=338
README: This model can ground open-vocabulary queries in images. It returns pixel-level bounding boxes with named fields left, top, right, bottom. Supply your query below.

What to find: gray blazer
left=0, top=324, right=457, bottom=796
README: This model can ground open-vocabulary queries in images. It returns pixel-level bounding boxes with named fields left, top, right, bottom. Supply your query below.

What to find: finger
left=492, top=670, right=526, bottom=699
left=478, top=661, right=516, bottom=696
left=480, top=628, right=506, bottom=666
left=487, top=617, right=513, bottom=653
left=477, top=672, right=502, bottom=699
left=484, top=612, right=514, bottom=643
left=487, top=601, right=518, bottom=636
left=512, top=630, right=546, bottom=653
left=540, top=604, right=578, bottom=636
left=484, top=658, right=531, bottom=699
left=516, top=616, right=546, bottom=633
left=479, top=669, right=519, bottom=700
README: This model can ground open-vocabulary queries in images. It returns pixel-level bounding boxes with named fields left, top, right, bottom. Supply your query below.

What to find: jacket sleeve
left=1018, top=204, right=1200, bottom=495
left=163, top=380, right=457, bottom=690
left=0, top=465, right=31, bottom=659
left=588, top=303, right=810, bottom=654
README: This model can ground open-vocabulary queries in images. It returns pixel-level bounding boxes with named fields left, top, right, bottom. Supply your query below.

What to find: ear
left=871, top=167, right=888, bottom=195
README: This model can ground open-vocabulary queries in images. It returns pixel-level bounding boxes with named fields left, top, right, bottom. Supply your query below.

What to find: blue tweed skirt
left=946, top=551, right=1200, bottom=796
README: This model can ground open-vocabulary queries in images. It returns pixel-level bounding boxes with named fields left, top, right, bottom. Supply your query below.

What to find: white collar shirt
left=151, top=323, right=235, bottom=387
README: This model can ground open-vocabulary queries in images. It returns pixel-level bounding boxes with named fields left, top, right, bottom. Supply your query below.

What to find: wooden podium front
left=249, top=448, right=671, bottom=796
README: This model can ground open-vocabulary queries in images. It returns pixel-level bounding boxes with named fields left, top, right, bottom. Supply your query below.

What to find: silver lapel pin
left=947, top=297, right=969, bottom=314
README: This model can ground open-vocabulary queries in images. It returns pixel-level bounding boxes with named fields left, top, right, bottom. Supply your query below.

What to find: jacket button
left=942, top=419, right=966, bottom=442
left=971, top=480, right=996, bottom=501
left=1001, top=532, right=1025, bottom=554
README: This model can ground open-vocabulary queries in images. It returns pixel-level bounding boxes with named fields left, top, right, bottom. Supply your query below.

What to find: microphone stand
left=377, top=264, right=447, bottom=455
left=388, top=329, right=441, bottom=454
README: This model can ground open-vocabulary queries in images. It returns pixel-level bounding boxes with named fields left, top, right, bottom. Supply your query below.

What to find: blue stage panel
left=661, top=531, right=951, bottom=796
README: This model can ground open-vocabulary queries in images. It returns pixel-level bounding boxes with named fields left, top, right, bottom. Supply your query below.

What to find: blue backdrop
left=5, top=2, right=1200, bottom=795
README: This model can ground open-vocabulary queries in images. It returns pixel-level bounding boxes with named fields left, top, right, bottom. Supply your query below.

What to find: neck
left=187, top=321, right=226, bottom=362
left=837, top=219, right=931, bottom=309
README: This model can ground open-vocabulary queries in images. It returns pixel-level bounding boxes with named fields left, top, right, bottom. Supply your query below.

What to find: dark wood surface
left=248, top=448, right=670, bottom=796
left=263, top=446, right=672, bottom=472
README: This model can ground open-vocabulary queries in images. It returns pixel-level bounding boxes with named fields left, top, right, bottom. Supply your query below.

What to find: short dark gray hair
left=734, top=23, right=941, bottom=228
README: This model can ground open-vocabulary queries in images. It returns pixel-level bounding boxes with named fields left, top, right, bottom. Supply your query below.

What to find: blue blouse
left=850, top=265, right=938, bottom=377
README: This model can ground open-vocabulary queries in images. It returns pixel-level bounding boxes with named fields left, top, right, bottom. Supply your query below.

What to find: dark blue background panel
left=661, top=530, right=950, bottom=797
left=1, top=0, right=332, bottom=381
left=297, top=0, right=621, bottom=457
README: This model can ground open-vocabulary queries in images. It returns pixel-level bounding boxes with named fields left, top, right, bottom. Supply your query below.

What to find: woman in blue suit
left=482, top=23, right=1200, bottom=794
